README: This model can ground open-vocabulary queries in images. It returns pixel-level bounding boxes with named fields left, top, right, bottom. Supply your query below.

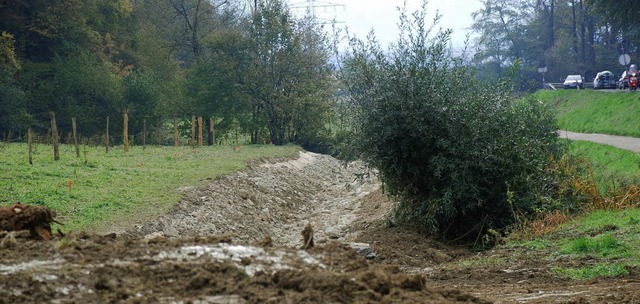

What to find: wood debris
left=0, top=203, right=62, bottom=240
left=301, top=223, right=314, bottom=249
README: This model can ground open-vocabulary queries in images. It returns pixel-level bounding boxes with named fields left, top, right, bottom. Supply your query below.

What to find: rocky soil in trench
left=0, top=150, right=639, bottom=303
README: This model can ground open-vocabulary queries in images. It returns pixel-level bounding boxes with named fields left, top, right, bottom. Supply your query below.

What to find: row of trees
left=0, top=0, right=335, bottom=151
left=470, top=0, right=640, bottom=88
left=4, top=0, right=640, bottom=147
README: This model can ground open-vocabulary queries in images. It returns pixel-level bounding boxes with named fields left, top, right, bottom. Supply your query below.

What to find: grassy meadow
left=0, top=142, right=299, bottom=232
left=535, top=89, right=640, bottom=137
left=567, top=140, right=640, bottom=192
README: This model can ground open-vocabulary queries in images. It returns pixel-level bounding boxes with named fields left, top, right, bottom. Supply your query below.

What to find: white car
left=593, top=71, right=616, bottom=90
left=563, top=75, right=584, bottom=89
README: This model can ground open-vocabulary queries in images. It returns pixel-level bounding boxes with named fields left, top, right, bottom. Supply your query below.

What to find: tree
left=145, top=0, right=240, bottom=64
left=470, top=0, right=552, bottom=89
left=472, top=0, right=540, bottom=72
left=0, top=0, right=135, bottom=136
left=469, top=0, right=628, bottom=87
left=247, top=0, right=334, bottom=147
left=587, top=0, right=640, bottom=32
left=190, top=0, right=335, bottom=147
left=340, top=1, right=563, bottom=240
left=0, top=32, right=28, bottom=133
left=187, top=27, right=255, bottom=142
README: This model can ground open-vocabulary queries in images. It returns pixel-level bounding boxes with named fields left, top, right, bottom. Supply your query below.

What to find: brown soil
left=1, top=151, right=638, bottom=303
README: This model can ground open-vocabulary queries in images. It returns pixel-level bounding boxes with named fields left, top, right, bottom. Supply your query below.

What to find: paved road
left=558, top=130, right=640, bottom=153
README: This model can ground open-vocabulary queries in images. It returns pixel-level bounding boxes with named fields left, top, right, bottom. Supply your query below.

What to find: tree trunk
left=580, top=0, right=586, bottom=72
left=549, top=0, right=555, bottom=49
left=571, top=0, right=579, bottom=58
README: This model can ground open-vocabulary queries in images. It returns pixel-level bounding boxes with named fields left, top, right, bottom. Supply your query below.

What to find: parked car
left=563, top=75, right=584, bottom=89
left=619, top=70, right=629, bottom=89
left=593, top=71, right=617, bottom=90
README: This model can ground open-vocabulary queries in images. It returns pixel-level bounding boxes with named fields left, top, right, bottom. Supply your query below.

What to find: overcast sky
left=289, top=0, right=484, bottom=51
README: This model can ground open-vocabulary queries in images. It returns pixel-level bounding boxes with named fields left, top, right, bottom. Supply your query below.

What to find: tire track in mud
left=127, top=151, right=381, bottom=247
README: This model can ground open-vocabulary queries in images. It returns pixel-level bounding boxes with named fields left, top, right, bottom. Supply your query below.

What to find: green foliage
left=188, top=0, right=337, bottom=150
left=339, top=1, right=563, bottom=239
left=563, top=234, right=625, bottom=256
left=246, top=0, right=336, bottom=147
left=0, top=143, right=299, bottom=232
left=19, top=51, right=125, bottom=135
left=471, top=0, right=544, bottom=85
left=553, top=263, right=628, bottom=280
left=188, top=29, right=254, bottom=140
left=588, top=0, right=640, bottom=43
left=0, top=32, right=29, bottom=132
left=123, top=69, right=167, bottom=134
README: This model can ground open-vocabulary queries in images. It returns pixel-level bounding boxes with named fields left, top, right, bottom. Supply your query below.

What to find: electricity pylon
left=289, top=0, right=345, bottom=24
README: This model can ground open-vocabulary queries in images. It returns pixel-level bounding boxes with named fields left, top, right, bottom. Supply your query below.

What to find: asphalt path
left=558, top=130, right=640, bottom=153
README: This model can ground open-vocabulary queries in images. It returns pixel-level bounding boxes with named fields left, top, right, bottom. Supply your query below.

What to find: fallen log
left=0, top=203, right=62, bottom=240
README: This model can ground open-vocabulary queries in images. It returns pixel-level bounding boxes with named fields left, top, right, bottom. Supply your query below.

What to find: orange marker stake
left=68, top=180, right=73, bottom=191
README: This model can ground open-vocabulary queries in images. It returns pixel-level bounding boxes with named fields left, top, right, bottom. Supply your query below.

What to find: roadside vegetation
left=460, top=89, right=640, bottom=281
left=0, top=143, right=298, bottom=232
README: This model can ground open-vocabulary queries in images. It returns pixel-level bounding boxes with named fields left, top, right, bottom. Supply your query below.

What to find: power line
left=289, top=0, right=345, bottom=24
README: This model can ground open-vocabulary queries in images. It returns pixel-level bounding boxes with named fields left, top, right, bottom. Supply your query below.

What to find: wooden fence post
left=106, top=116, right=110, bottom=153
left=173, top=114, right=178, bottom=147
left=198, top=116, right=203, bottom=147
left=191, top=115, right=196, bottom=146
left=72, top=117, right=79, bottom=158
left=28, top=127, right=33, bottom=165
left=143, top=118, right=146, bottom=150
left=50, top=112, right=59, bottom=161
left=123, top=109, right=129, bottom=152
left=209, top=118, right=215, bottom=146
left=157, top=117, right=162, bottom=146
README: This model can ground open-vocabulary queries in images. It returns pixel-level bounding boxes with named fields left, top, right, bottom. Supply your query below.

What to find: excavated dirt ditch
left=0, top=151, right=638, bottom=303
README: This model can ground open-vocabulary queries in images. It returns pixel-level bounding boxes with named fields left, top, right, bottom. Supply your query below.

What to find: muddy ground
left=1, top=151, right=639, bottom=303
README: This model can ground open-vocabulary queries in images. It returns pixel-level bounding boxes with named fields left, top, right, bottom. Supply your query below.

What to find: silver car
left=563, top=75, right=584, bottom=89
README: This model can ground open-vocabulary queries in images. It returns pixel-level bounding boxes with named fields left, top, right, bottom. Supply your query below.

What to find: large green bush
left=338, top=3, right=563, bottom=240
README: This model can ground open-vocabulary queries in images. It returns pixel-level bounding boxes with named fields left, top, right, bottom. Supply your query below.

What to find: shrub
left=338, top=2, right=564, bottom=240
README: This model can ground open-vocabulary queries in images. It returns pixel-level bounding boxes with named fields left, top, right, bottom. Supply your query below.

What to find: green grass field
left=0, top=142, right=299, bottom=232
left=534, top=89, right=640, bottom=137
left=566, top=140, right=640, bottom=192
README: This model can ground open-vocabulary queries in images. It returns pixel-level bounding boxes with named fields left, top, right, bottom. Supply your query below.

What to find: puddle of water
left=0, top=258, right=66, bottom=275
left=152, top=243, right=325, bottom=276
